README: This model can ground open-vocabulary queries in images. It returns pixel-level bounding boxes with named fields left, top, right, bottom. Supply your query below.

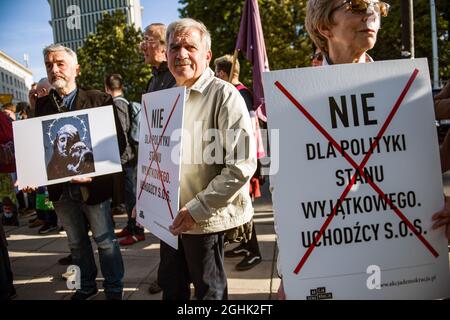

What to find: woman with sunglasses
left=278, top=0, right=391, bottom=300
left=305, top=0, right=450, bottom=243
left=305, top=0, right=389, bottom=66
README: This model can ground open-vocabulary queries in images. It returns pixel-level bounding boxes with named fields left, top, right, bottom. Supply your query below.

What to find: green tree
left=180, top=0, right=450, bottom=82
left=77, top=11, right=151, bottom=101
left=179, top=0, right=312, bottom=86
left=372, top=0, right=450, bottom=81
left=437, top=0, right=450, bottom=34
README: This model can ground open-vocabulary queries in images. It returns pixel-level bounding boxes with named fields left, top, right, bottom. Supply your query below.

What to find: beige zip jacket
left=181, top=68, right=257, bottom=234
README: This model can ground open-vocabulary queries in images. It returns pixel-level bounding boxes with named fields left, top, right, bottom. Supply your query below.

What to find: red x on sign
left=137, top=94, right=181, bottom=220
left=274, top=69, right=439, bottom=276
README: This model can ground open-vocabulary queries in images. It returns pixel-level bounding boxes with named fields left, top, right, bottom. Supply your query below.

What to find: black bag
left=114, top=96, right=141, bottom=146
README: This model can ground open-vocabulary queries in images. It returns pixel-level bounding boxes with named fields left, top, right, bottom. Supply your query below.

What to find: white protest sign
left=136, top=87, right=185, bottom=250
left=13, top=105, right=122, bottom=189
left=263, top=58, right=450, bottom=299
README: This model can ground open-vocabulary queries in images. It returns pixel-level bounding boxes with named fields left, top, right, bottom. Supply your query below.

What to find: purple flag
left=236, top=0, right=269, bottom=121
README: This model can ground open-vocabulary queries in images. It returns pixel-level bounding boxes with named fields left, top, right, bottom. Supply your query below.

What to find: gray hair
left=43, top=44, right=78, bottom=65
left=305, top=0, right=339, bottom=54
left=144, top=23, right=167, bottom=45
left=166, top=18, right=211, bottom=51
left=57, top=124, right=79, bottom=139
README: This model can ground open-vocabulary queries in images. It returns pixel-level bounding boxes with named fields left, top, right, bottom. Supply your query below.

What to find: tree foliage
left=77, top=11, right=151, bottom=101
left=179, top=0, right=311, bottom=86
left=371, top=0, right=450, bottom=81
left=179, top=0, right=450, bottom=84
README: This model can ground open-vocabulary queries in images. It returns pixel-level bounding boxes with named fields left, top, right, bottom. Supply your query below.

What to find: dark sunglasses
left=332, top=0, right=390, bottom=17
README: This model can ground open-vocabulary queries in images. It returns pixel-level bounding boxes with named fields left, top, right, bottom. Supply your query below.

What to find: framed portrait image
left=13, top=106, right=122, bottom=189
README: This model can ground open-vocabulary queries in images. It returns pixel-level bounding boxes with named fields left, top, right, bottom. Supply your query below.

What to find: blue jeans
left=53, top=185, right=124, bottom=294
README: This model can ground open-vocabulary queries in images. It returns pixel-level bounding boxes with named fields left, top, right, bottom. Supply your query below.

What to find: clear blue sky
left=0, top=0, right=181, bottom=82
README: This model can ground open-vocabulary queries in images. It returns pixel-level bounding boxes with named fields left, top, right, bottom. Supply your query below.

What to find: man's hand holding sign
left=170, top=207, right=195, bottom=235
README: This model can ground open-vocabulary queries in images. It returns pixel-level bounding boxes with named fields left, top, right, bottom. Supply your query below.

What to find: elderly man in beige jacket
left=160, top=18, right=256, bottom=300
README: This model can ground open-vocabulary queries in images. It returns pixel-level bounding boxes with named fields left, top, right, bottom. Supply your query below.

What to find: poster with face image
left=42, top=114, right=95, bottom=180
left=13, top=106, right=122, bottom=189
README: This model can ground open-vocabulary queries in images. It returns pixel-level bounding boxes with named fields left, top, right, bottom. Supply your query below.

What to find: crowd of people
left=1, top=0, right=450, bottom=301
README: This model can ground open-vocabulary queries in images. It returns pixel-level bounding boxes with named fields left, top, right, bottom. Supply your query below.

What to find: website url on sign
left=381, top=274, right=436, bottom=288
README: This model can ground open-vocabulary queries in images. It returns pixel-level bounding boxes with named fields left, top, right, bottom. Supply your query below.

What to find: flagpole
left=430, top=0, right=440, bottom=89
left=229, top=49, right=239, bottom=82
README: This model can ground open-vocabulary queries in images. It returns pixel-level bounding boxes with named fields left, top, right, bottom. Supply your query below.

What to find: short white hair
left=43, top=44, right=78, bottom=65
left=166, top=18, right=211, bottom=51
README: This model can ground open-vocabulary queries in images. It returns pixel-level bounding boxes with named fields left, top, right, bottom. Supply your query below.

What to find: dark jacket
left=112, top=95, right=134, bottom=164
left=0, top=223, right=6, bottom=246
left=36, top=88, right=126, bottom=205
left=0, top=112, right=14, bottom=247
left=0, top=112, right=15, bottom=174
left=442, top=134, right=450, bottom=173
left=146, top=61, right=176, bottom=93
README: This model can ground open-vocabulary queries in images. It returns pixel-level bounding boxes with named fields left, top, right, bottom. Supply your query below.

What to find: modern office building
left=0, top=51, right=33, bottom=104
left=47, top=0, right=143, bottom=52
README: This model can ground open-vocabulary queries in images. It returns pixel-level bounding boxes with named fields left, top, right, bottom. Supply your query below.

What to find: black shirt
left=146, top=61, right=176, bottom=93
left=235, top=84, right=254, bottom=113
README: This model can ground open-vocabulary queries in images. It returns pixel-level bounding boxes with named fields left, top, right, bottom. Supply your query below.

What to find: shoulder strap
left=235, top=84, right=247, bottom=91
left=113, top=96, right=129, bottom=105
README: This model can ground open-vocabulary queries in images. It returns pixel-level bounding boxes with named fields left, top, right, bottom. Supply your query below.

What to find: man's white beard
left=52, top=78, right=67, bottom=89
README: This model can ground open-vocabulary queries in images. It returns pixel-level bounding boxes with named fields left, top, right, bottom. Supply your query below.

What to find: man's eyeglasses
left=331, top=0, right=390, bottom=17
left=140, top=37, right=163, bottom=46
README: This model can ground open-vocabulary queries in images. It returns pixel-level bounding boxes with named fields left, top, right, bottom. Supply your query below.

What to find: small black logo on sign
left=139, top=211, right=145, bottom=219
left=306, top=287, right=333, bottom=300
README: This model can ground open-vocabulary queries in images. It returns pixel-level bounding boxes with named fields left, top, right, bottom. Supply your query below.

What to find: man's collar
left=188, top=67, right=215, bottom=96
left=50, top=87, right=78, bottom=112
left=63, top=87, right=78, bottom=98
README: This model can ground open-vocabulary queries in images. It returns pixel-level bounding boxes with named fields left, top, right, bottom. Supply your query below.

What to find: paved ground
left=4, top=183, right=280, bottom=300
left=4, top=174, right=450, bottom=300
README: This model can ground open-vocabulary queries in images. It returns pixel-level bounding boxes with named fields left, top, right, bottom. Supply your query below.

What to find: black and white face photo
left=42, top=115, right=95, bottom=180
